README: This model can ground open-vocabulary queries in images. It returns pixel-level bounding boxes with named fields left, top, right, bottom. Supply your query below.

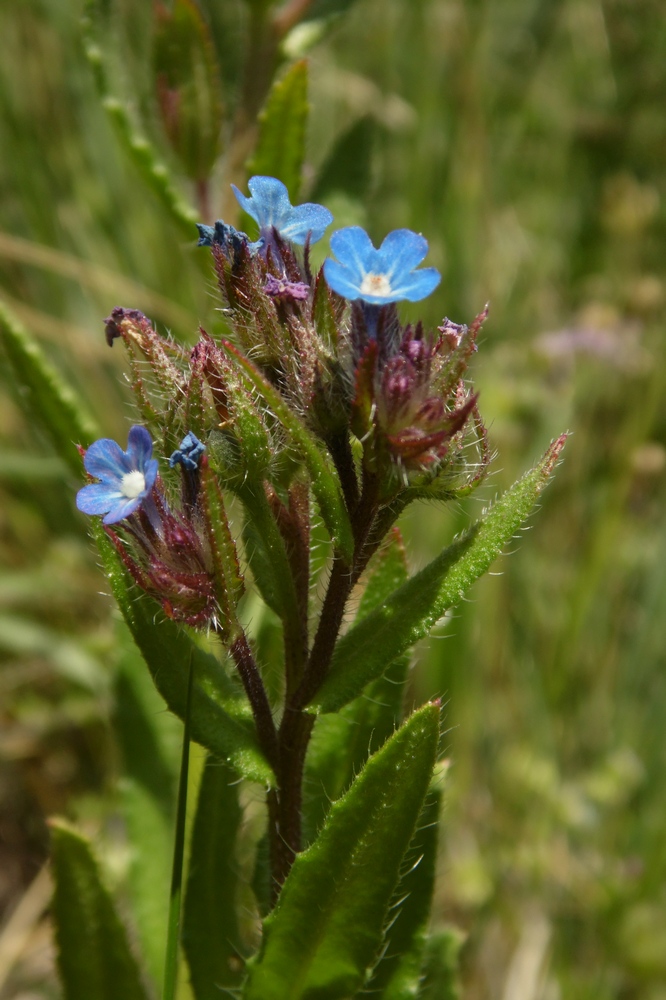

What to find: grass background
left=0, top=0, right=665, bottom=998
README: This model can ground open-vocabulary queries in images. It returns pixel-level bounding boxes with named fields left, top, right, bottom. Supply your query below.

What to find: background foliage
left=0, top=1, right=664, bottom=998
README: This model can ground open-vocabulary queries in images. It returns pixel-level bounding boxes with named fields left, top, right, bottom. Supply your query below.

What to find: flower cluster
left=77, top=175, right=489, bottom=620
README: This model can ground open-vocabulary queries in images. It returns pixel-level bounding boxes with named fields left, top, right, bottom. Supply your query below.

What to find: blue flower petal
left=329, top=226, right=377, bottom=276
left=76, top=482, right=124, bottom=516
left=391, top=267, right=441, bottom=302
left=323, top=258, right=366, bottom=301
left=279, top=202, right=334, bottom=245
left=232, top=176, right=292, bottom=229
left=378, top=229, right=429, bottom=278
left=127, top=425, right=154, bottom=471
left=103, top=496, right=144, bottom=525
left=83, top=438, right=131, bottom=483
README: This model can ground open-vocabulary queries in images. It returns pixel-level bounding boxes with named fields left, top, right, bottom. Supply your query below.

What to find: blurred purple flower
left=76, top=426, right=158, bottom=525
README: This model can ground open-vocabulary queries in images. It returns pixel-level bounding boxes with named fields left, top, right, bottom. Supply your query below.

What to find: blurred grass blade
left=0, top=231, right=195, bottom=333
left=368, top=788, right=442, bottom=1000
left=313, top=436, right=567, bottom=713
left=246, top=60, right=309, bottom=200
left=50, top=819, right=150, bottom=1000
left=183, top=755, right=244, bottom=997
left=94, top=522, right=274, bottom=784
left=82, top=4, right=199, bottom=235
left=163, top=658, right=193, bottom=1000
left=243, top=703, right=440, bottom=1000
left=311, top=114, right=376, bottom=203
left=0, top=299, right=99, bottom=474
left=222, top=340, right=354, bottom=561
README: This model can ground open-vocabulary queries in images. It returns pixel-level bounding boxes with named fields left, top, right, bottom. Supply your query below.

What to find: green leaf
left=93, top=521, right=273, bottom=785
left=114, top=632, right=179, bottom=991
left=50, top=819, right=150, bottom=1000
left=246, top=60, right=309, bottom=200
left=222, top=341, right=354, bottom=562
left=367, top=788, right=442, bottom=1000
left=243, top=703, right=440, bottom=1000
left=0, top=300, right=99, bottom=475
left=183, top=755, right=244, bottom=997
left=418, top=929, right=464, bottom=1000
left=313, top=437, right=567, bottom=713
left=118, top=779, right=172, bottom=993
left=303, top=531, right=410, bottom=841
left=153, top=0, right=224, bottom=181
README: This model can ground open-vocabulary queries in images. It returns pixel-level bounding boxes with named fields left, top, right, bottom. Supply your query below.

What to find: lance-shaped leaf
left=93, top=522, right=273, bottom=784
left=303, top=530, right=410, bottom=841
left=50, top=819, right=150, bottom=1000
left=313, top=436, right=567, bottom=713
left=243, top=703, right=440, bottom=1000
left=222, top=340, right=354, bottom=561
left=114, top=631, right=179, bottom=991
left=183, top=755, right=244, bottom=998
left=418, top=928, right=464, bottom=1000
left=367, top=787, right=442, bottom=1000
left=0, top=301, right=99, bottom=475
left=246, top=60, right=308, bottom=201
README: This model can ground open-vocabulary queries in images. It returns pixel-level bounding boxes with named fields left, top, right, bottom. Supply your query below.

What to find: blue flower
left=231, top=176, right=333, bottom=246
left=76, top=425, right=159, bottom=525
left=169, top=431, right=206, bottom=471
left=323, top=227, right=441, bottom=304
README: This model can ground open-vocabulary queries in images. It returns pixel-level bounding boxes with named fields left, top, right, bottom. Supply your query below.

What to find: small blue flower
left=231, top=176, right=333, bottom=246
left=76, top=425, right=159, bottom=525
left=169, top=432, right=206, bottom=471
left=323, top=227, right=441, bottom=304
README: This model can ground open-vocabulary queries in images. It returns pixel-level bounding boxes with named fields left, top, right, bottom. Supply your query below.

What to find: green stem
left=162, top=657, right=194, bottom=1000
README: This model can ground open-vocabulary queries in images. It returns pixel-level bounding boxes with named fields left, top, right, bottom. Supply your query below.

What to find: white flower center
left=120, top=470, right=146, bottom=499
left=360, top=272, right=392, bottom=297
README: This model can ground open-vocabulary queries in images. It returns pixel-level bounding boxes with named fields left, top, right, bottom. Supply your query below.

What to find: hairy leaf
left=94, top=521, right=273, bottom=784
left=244, top=703, right=440, bottom=1000
left=183, top=755, right=244, bottom=997
left=50, top=819, right=150, bottom=1000
left=368, top=788, right=442, bottom=999
left=313, top=437, right=567, bottom=713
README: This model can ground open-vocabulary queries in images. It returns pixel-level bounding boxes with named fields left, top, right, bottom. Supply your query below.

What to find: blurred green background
left=0, top=0, right=665, bottom=998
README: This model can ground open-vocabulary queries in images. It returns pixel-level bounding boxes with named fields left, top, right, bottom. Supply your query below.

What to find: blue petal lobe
left=83, top=438, right=131, bottom=483
left=377, top=228, right=429, bottom=278
left=127, top=425, right=154, bottom=471
left=76, top=483, right=123, bottom=516
left=280, top=203, right=334, bottom=244
left=248, top=176, right=292, bottom=229
left=392, top=267, right=441, bottom=302
left=329, top=227, right=377, bottom=277
left=323, top=259, right=364, bottom=300
left=103, top=496, right=143, bottom=524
